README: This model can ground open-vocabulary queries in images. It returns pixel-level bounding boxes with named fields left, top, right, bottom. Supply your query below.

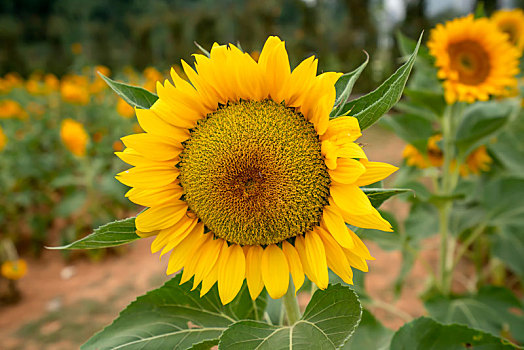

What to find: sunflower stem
left=438, top=103, right=461, bottom=295
left=282, top=281, right=301, bottom=325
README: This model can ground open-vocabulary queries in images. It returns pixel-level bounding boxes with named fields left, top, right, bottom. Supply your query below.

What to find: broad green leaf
left=331, top=53, right=369, bottom=118
left=425, top=286, right=524, bottom=344
left=404, top=202, right=439, bottom=242
left=218, top=284, right=361, bottom=349
left=362, top=188, right=412, bottom=209
left=343, top=309, right=393, bottom=350
left=491, top=225, right=524, bottom=280
left=337, top=34, right=422, bottom=130
left=82, top=274, right=267, bottom=350
left=98, top=73, right=158, bottom=109
left=380, top=113, right=434, bottom=152
left=482, top=177, right=524, bottom=227
left=403, top=88, right=446, bottom=117
left=455, top=101, right=515, bottom=157
left=390, top=317, right=517, bottom=350
left=48, top=218, right=139, bottom=250
left=490, top=116, right=524, bottom=176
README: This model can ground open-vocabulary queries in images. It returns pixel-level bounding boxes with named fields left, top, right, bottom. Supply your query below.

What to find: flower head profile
left=491, top=9, right=524, bottom=51
left=60, top=118, right=89, bottom=157
left=116, top=36, right=398, bottom=304
left=428, top=15, right=521, bottom=103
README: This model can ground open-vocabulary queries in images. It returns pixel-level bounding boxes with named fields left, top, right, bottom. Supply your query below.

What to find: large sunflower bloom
left=428, top=15, right=521, bottom=104
left=116, top=37, right=398, bottom=304
left=491, top=9, right=524, bottom=51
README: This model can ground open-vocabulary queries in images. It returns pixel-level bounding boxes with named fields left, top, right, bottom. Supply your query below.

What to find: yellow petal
left=261, top=244, right=289, bottom=299
left=166, top=229, right=207, bottom=275
left=192, top=235, right=223, bottom=290
left=331, top=183, right=373, bottom=216
left=343, top=249, right=369, bottom=272
left=135, top=202, right=188, bottom=232
left=347, top=229, right=374, bottom=260
left=218, top=244, right=246, bottom=304
left=116, top=166, right=179, bottom=189
left=282, top=241, right=304, bottom=292
left=321, top=203, right=354, bottom=249
left=245, top=245, right=264, bottom=300
left=317, top=227, right=353, bottom=284
left=200, top=255, right=220, bottom=297
left=115, top=148, right=178, bottom=168
left=258, top=36, right=291, bottom=102
left=160, top=221, right=203, bottom=257
left=294, top=235, right=314, bottom=282
left=151, top=215, right=197, bottom=254
left=282, top=56, right=318, bottom=107
left=355, top=160, right=399, bottom=187
left=135, top=108, right=190, bottom=143
left=304, top=229, right=329, bottom=289
left=321, top=117, right=362, bottom=143
left=340, top=206, right=393, bottom=232
left=121, top=134, right=181, bottom=161
left=329, top=158, right=366, bottom=184
left=126, top=183, right=183, bottom=207
left=180, top=233, right=213, bottom=284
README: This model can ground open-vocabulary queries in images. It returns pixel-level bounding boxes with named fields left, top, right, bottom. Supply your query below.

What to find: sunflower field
left=1, top=2, right=524, bottom=350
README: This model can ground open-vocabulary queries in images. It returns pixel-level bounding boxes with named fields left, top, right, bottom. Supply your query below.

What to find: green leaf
left=48, top=218, right=139, bottom=250
left=491, top=225, right=524, bottom=280
left=336, top=33, right=422, bottom=130
left=331, top=53, right=369, bottom=118
left=455, top=101, right=514, bottom=157
left=98, top=73, right=158, bottom=109
left=403, top=88, right=446, bottom=117
left=490, top=117, right=524, bottom=176
left=343, top=309, right=393, bottom=349
left=380, top=113, right=434, bottom=152
left=425, top=286, right=524, bottom=344
left=218, top=284, right=361, bottom=349
left=390, top=317, right=517, bottom=350
left=482, top=177, right=524, bottom=227
left=82, top=274, right=267, bottom=350
left=362, top=188, right=412, bottom=208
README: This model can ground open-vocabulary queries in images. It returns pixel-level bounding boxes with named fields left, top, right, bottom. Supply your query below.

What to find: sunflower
left=458, top=145, right=492, bottom=176
left=403, top=135, right=492, bottom=176
left=60, top=118, right=89, bottom=157
left=428, top=15, right=521, bottom=104
left=491, top=9, right=524, bottom=51
left=402, top=134, right=443, bottom=169
left=116, top=37, right=398, bottom=304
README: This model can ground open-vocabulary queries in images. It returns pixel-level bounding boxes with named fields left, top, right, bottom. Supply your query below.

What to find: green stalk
left=437, top=103, right=462, bottom=295
left=282, top=281, right=301, bottom=325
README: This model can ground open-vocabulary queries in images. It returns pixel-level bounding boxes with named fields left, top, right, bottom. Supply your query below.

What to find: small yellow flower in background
left=112, top=140, right=124, bottom=152
left=71, top=42, right=83, bottom=55
left=1, top=259, right=27, bottom=280
left=142, top=67, right=164, bottom=92
left=491, top=8, right=524, bottom=51
left=44, top=73, right=60, bottom=92
left=60, top=118, right=89, bottom=157
left=402, top=134, right=443, bottom=169
left=403, top=136, right=492, bottom=176
left=117, top=98, right=135, bottom=118
left=90, top=65, right=111, bottom=94
left=0, top=126, right=7, bottom=151
left=116, top=36, right=398, bottom=304
left=132, top=122, right=143, bottom=133
left=428, top=14, right=521, bottom=104
left=458, top=145, right=492, bottom=177
left=0, top=100, right=27, bottom=119
left=250, top=50, right=260, bottom=62
left=61, top=75, right=90, bottom=105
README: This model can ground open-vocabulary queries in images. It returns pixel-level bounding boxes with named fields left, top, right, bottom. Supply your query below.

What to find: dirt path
left=0, top=127, right=429, bottom=349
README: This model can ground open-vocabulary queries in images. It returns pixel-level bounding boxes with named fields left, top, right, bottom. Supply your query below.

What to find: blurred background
left=0, top=0, right=522, bottom=349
